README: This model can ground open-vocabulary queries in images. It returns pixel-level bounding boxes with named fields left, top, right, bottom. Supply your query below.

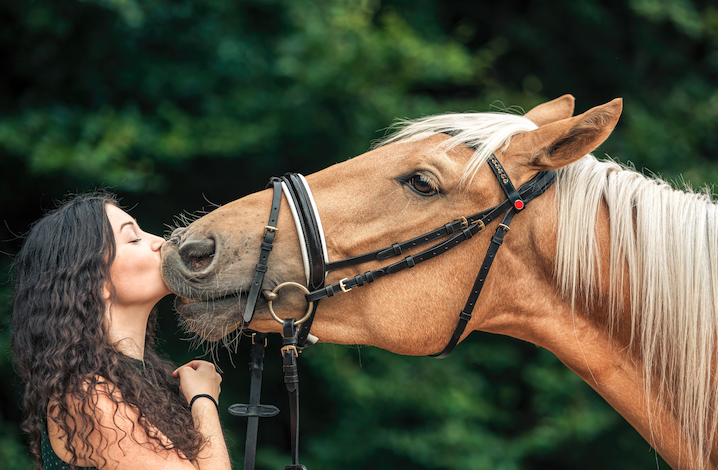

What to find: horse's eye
left=406, top=175, right=438, bottom=196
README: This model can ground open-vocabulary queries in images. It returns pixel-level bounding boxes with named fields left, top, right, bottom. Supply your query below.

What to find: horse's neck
left=537, top=298, right=704, bottom=468
left=506, top=195, right=711, bottom=468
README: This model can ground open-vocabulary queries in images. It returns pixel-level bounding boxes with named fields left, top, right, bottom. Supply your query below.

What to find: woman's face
left=105, top=203, right=170, bottom=308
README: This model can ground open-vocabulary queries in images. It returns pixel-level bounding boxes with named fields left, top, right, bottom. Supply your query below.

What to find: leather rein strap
left=243, top=179, right=283, bottom=324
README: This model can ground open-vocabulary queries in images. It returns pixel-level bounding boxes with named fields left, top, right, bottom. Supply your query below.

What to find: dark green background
left=2, top=0, right=717, bottom=468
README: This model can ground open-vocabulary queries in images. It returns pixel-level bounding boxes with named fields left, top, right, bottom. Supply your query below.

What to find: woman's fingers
left=173, top=360, right=211, bottom=375
left=172, top=360, right=222, bottom=404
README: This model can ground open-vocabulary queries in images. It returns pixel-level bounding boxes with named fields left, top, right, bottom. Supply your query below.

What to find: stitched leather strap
left=304, top=158, right=555, bottom=359
left=296, top=301, right=319, bottom=349
left=282, top=320, right=305, bottom=470
left=243, top=179, right=283, bottom=324
left=324, top=168, right=554, bottom=272
left=488, top=155, right=524, bottom=210
left=306, top=219, right=488, bottom=302
left=281, top=174, right=326, bottom=290
left=430, top=209, right=516, bottom=358
left=304, top=168, right=555, bottom=304
left=279, top=174, right=326, bottom=349
left=228, top=333, right=279, bottom=470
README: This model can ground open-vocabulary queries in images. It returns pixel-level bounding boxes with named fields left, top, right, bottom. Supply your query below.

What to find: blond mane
left=379, top=111, right=718, bottom=467
left=556, top=155, right=718, bottom=467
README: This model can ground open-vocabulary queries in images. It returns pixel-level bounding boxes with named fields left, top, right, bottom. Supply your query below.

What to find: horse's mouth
left=174, top=293, right=253, bottom=341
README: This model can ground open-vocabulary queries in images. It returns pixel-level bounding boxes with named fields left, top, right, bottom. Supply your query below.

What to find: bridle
left=230, top=139, right=557, bottom=470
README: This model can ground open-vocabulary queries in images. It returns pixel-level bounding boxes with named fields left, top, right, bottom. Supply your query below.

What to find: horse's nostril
left=179, top=238, right=216, bottom=271
left=170, top=227, right=188, bottom=243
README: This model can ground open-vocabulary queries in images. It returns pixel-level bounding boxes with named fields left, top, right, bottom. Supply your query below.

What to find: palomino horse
left=161, top=95, right=718, bottom=469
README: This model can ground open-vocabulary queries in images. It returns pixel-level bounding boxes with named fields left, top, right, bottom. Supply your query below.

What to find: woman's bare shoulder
left=48, top=378, right=197, bottom=470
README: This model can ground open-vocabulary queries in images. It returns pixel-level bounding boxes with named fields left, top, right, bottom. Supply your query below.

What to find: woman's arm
left=49, top=361, right=231, bottom=469
left=173, top=360, right=232, bottom=470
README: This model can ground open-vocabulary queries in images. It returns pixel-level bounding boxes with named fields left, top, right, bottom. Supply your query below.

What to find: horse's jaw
left=160, top=187, right=308, bottom=340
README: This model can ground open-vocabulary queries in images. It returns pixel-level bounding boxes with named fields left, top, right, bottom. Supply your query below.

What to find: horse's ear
left=509, top=98, right=622, bottom=171
left=523, top=94, right=575, bottom=127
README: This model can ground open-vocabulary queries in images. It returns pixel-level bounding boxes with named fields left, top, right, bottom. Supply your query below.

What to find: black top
left=41, top=414, right=96, bottom=470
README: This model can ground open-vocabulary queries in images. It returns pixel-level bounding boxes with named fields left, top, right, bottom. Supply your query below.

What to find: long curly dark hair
left=11, top=192, right=204, bottom=469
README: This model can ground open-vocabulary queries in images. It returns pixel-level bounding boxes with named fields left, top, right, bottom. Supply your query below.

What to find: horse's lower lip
left=174, top=293, right=247, bottom=319
left=178, top=292, right=242, bottom=305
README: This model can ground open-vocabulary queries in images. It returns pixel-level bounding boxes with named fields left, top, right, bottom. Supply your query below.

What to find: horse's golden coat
left=162, top=96, right=716, bottom=469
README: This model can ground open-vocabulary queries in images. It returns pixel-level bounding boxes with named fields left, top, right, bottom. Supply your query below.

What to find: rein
left=230, top=146, right=556, bottom=469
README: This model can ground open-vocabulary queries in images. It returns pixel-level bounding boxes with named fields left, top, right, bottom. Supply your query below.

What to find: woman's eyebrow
left=119, top=220, right=139, bottom=232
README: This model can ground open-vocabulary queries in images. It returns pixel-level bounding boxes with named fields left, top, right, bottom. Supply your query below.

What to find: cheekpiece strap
left=243, top=179, right=283, bottom=324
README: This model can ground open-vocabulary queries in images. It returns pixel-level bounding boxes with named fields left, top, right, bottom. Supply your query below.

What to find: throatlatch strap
left=228, top=333, right=279, bottom=470
left=243, top=179, right=283, bottom=324
left=430, top=209, right=516, bottom=358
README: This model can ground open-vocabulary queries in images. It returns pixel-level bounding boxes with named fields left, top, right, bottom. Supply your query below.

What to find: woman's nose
left=150, top=234, right=166, bottom=251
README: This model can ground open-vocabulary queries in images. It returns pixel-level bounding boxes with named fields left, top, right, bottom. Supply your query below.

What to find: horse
left=161, top=95, right=718, bottom=469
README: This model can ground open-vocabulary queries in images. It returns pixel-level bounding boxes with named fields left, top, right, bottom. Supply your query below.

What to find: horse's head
left=161, top=95, right=622, bottom=355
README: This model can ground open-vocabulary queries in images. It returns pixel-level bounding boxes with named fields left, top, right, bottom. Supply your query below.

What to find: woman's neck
left=105, top=305, right=151, bottom=360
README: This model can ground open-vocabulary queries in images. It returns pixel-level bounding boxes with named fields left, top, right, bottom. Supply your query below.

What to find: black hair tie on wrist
left=190, top=394, right=219, bottom=413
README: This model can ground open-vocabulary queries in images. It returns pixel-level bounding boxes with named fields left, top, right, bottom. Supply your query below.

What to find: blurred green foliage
left=2, top=0, right=717, bottom=468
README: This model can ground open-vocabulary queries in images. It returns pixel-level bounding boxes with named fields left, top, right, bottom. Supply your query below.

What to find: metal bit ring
left=266, top=282, right=314, bottom=325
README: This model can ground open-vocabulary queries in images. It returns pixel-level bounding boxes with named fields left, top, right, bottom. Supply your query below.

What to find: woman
left=11, top=192, right=231, bottom=470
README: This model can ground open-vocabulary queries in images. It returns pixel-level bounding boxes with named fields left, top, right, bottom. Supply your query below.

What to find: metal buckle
left=281, top=345, right=299, bottom=357
left=456, top=217, right=485, bottom=233
left=263, top=225, right=278, bottom=237
left=498, top=223, right=510, bottom=232
left=339, top=278, right=352, bottom=293
left=251, top=333, right=267, bottom=347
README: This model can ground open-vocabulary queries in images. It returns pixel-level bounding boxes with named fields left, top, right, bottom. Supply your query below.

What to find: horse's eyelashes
left=406, top=174, right=439, bottom=196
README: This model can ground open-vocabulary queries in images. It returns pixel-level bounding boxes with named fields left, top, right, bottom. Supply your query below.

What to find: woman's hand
left=172, top=360, right=222, bottom=407
left=171, top=360, right=231, bottom=469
